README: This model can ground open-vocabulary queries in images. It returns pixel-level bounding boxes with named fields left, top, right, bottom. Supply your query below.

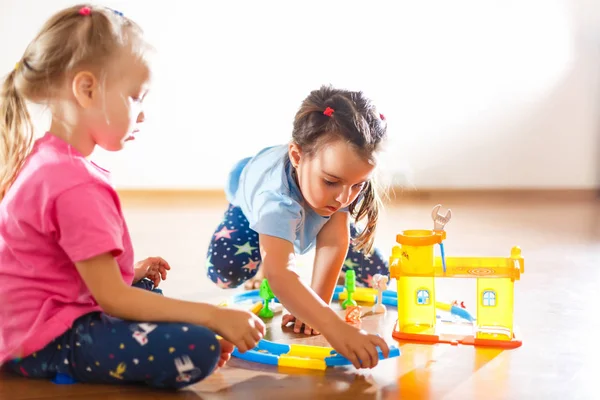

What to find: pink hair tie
left=79, top=6, right=91, bottom=16
left=380, top=113, right=385, bottom=120
left=323, top=107, right=334, bottom=117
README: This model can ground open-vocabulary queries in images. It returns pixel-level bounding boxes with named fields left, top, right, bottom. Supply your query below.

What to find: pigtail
left=0, top=67, right=34, bottom=201
left=349, top=179, right=383, bottom=255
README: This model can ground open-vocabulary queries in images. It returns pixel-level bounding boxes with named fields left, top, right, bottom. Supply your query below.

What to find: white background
left=1, top=0, right=599, bottom=190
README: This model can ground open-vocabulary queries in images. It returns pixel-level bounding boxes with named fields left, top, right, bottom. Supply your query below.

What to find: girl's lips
left=326, top=206, right=338, bottom=212
left=126, top=130, right=139, bottom=141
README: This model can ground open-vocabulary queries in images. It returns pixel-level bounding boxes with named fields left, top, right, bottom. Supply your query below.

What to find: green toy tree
left=342, top=269, right=357, bottom=310
left=258, top=278, right=275, bottom=318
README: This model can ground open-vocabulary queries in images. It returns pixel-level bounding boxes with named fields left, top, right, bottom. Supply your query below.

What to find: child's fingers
left=219, top=339, right=235, bottom=353
left=281, top=314, right=295, bottom=327
left=155, top=257, right=171, bottom=270
left=304, top=324, right=313, bottom=335
left=293, top=318, right=304, bottom=333
left=147, top=271, right=160, bottom=287
left=158, top=265, right=168, bottom=280
left=371, top=335, right=390, bottom=358
left=145, top=257, right=171, bottom=270
left=255, top=318, right=266, bottom=337
left=344, top=349, right=361, bottom=369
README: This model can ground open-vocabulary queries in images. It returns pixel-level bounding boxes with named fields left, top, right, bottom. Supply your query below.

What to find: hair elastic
left=380, top=113, right=385, bottom=120
left=323, top=107, right=334, bottom=117
left=109, top=8, right=124, bottom=16
left=78, top=6, right=91, bottom=16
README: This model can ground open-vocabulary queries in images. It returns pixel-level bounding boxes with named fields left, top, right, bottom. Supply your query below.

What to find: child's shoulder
left=12, top=134, right=112, bottom=198
left=242, top=144, right=293, bottom=192
left=227, top=144, right=289, bottom=197
left=246, top=144, right=288, bottom=168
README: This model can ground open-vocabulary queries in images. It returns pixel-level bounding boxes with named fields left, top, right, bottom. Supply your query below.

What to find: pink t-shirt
left=0, top=132, right=134, bottom=364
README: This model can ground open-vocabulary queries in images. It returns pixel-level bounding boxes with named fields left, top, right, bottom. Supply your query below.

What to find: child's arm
left=259, top=235, right=342, bottom=336
left=311, top=211, right=350, bottom=304
left=74, top=252, right=265, bottom=352
left=260, top=223, right=391, bottom=370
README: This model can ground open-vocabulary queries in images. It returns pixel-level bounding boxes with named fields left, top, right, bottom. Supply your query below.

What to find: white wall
left=1, top=0, right=599, bottom=190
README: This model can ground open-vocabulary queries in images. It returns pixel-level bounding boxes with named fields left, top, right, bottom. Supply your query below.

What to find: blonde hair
left=0, top=4, right=148, bottom=200
left=291, top=85, right=388, bottom=255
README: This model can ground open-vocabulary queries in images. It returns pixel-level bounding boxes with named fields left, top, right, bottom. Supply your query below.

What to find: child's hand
left=281, top=313, right=319, bottom=335
left=324, top=320, right=390, bottom=369
left=215, top=337, right=235, bottom=369
left=213, top=308, right=266, bottom=353
left=133, top=256, right=171, bottom=287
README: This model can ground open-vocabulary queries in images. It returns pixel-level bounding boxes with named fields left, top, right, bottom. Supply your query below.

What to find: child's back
left=225, top=144, right=331, bottom=255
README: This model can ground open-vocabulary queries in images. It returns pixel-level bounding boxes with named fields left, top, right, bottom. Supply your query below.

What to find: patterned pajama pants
left=206, top=204, right=390, bottom=289
left=7, top=279, right=221, bottom=390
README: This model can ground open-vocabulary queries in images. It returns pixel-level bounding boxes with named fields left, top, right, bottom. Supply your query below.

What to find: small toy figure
left=342, top=269, right=357, bottom=310
left=452, top=300, right=466, bottom=309
left=258, top=278, right=275, bottom=318
left=344, top=305, right=362, bottom=327
left=371, top=273, right=389, bottom=315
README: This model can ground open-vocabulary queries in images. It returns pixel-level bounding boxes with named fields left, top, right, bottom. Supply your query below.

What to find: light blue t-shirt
left=225, top=145, right=330, bottom=255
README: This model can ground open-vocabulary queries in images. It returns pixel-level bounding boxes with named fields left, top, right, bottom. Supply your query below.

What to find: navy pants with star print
left=206, top=204, right=389, bottom=289
left=7, top=279, right=221, bottom=390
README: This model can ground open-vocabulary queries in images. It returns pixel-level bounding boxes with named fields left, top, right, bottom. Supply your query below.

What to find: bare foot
left=244, top=269, right=264, bottom=290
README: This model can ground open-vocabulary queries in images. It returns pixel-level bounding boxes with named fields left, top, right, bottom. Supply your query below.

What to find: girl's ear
left=72, top=70, right=99, bottom=109
left=288, top=142, right=302, bottom=169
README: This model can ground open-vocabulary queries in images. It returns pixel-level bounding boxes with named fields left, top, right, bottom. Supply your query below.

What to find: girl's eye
left=353, top=182, right=366, bottom=190
left=324, top=179, right=337, bottom=186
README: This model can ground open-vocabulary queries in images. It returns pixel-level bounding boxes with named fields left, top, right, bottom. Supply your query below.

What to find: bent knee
left=206, top=268, right=244, bottom=289
left=152, top=325, right=221, bottom=388
left=206, top=259, right=248, bottom=289
left=181, top=327, right=221, bottom=384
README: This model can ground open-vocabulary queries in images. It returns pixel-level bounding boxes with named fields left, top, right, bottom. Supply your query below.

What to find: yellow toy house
left=389, top=206, right=525, bottom=349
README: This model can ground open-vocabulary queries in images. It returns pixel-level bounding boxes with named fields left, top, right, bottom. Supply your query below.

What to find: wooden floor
left=1, top=192, right=599, bottom=399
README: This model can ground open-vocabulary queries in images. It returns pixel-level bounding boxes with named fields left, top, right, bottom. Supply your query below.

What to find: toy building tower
left=389, top=205, right=525, bottom=349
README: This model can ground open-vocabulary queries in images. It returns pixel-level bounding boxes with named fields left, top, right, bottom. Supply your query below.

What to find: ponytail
left=0, top=68, right=34, bottom=201
left=349, top=180, right=383, bottom=255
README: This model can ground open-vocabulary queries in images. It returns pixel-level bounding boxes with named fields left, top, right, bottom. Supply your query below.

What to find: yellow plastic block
left=287, top=344, right=334, bottom=360
left=250, top=301, right=263, bottom=314
left=278, top=355, right=327, bottom=370
left=338, top=291, right=376, bottom=304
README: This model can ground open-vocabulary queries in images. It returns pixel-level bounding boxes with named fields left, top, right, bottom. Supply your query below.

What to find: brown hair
left=0, top=4, right=148, bottom=200
left=291, top=85, right=388, bottom=255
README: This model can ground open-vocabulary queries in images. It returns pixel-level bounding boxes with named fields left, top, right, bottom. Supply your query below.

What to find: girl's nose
left=336, top=187, right=351, bottom=204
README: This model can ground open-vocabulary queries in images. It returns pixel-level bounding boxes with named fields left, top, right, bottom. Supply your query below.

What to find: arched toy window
left=416, top=289, right=430, bottom=305
left=482, top=290, right=496, bottom=307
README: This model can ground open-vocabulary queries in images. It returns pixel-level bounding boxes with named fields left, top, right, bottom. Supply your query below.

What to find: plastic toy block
left=258, top=278, right=275, bottom=318
left=341, top=269, right=357, bottom=309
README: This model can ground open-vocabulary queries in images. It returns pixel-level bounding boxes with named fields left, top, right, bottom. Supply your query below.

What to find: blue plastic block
left=232, top=348, right=279, bottom=366
left=52, top=373, right=77, bottom=385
